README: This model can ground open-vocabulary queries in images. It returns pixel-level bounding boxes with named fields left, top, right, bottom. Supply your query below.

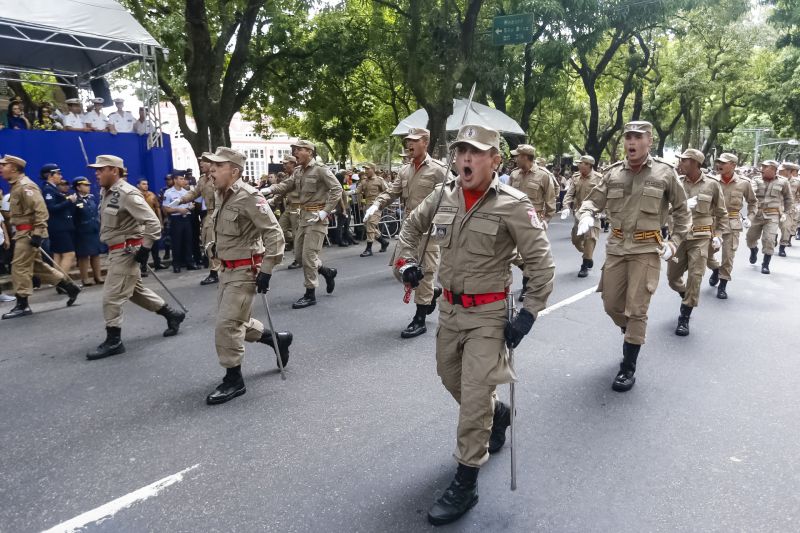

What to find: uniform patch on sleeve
left=25, top=189, right=34, bottom=197
left=257, top=195, right=271, bottom=215
left=528, top=208, right=543, bottom=229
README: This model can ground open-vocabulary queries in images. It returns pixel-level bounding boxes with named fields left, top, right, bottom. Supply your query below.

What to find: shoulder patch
left=527, top=207, right=544, bottom=229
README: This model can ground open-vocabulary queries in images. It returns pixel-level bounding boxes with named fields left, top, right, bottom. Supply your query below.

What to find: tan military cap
left=623, top=121, right=653, bottom=134
left=92, top=97, right=104, bottom=105
left=199, top=151, right=214, bottom=161
left=511, top=144, right=535, bottom=157
left=282, top=155, right=297, bottom=164
left=404, top=127, right=430, bottom=141
left=205, top=146, right=247, bottom=167
left=536, top=157, right=547, bottom=166
left=88, top=154, right=125, bottom=169
left=579, top=155, right=596, bottom=165
left=363, top=162, right=376, bottom=170
left=781, top=161, right=799, bottom=170
left=450, top=124, right=500, bottom=152
left=290, top=139, right=316, bottom=150
left=761, top=160, right=779, bottom=168
left=679, top=148, right=705, bottom=164
left=65, top=98, right=81, bottom=105
left=715, top=153, right=738, bottom=164
left=0, top=154, right=26, bottom=168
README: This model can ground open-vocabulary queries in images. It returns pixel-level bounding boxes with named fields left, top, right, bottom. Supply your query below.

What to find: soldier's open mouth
left=463, top=166, right=473, bottom=177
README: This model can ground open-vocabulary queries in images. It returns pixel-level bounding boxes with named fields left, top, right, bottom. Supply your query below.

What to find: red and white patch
left=24, top=189, right=34, bottom=197
left=528, top=208, right=543, bottom=229
left=256, top=196, right=271, bottom=214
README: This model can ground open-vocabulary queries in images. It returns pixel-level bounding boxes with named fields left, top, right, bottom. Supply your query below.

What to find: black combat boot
left=518, top=276, right=529, bottom=301
left=86, top=327, right=125, bottom=360
left=206, top=365, right=246, bottom=405
left=761, top=254, right=772, bottom=274
left=360, top=242, right=373, bottom=257
left=427, top=463, right=480, bottom=526
left=318, top=266, right=337, bottom=293
left=140, top=264, right=149, bottom=277
left=401, top=305, right=428, bottom=338
left=287, top=260, right=302, bottom=270
left=612, top=342, right=640, bottom=392
left=779, top=244, right=787, bottom=257
left=749, top=247, right=758, bottom=264
left=378, top=235, right=390, bottom=252
left=708, top=268, right=719, bottom=287
left=586, top=259, right=594, bottom=269
left=260, top=330, right=293, bottom=368
left=717, top=279, right=728, bottom=300
left=488, top=401, right=511, bottom=454
left=57, top=279, right=81, bottom=306
left=292, top=288, right=316, bottom=309
left=1, top=295, right=32, bottom=319
left=200, top=270, right=219, bottom=285
left=157, top=304, right=185, bottom=337
left=427, top=287, right=443, bottom=315
left=675, top=304, right=692, bottom=336
left=578, top=259, right=590, bottom=278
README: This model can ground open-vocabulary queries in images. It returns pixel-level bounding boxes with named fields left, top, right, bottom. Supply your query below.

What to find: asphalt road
left=1, top=218, right=798, bottom=533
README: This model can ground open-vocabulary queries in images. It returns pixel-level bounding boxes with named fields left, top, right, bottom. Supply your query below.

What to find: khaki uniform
left=667, top=174, right=729, bottom=307
left=7, top=175, right=66, bottom=296
left=210, top=179, right=285, bottom=368
left=707, top=173, right=757, bottom=281
left=275, top=178, right=302, bottom=253
left=356, top=174, right=387, bottom=241
left=99, top=180, right=165, bottom=327
left=181, top=173, right=220, bottom=271
left=563, top=170, right=602, bottom=260
left=746, top=176, right=794, bottom=255
left=779, top=176, right=800, bottom=245
left=396, top=176, right=554, bottom=467
left=508, top=165, right=557, bottom=224
left=374, top=154, right=447, bottom=305
left=578, top=156, right=690, bottom=345
left=269, top=161, right=342, bottom=288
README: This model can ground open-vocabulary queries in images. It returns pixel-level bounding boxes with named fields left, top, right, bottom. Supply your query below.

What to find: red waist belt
left=222, top=254, right=263, bottom=269
left=16, top=224, right=33, bottom=231
left=109, top=238, right=143, bottom=251
left=443, top=288, right=508, bottom=308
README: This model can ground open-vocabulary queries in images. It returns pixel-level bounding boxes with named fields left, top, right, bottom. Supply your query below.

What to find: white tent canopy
left=391, top=98, right=526, bottom=137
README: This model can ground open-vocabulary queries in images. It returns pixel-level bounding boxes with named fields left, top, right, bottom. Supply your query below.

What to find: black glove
left=256, top=272, right=271, bottom=293
left=133, top=246, right=151, bottom=268
left=504, top=308, right=535, bottom=349
left=29, top=235, right=43, bottom=248
left=399, top=263, right=424, bottom=288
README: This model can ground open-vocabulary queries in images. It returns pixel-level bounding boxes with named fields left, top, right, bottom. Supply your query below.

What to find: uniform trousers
left=667, top=238, right=709, bottom=307
left=570, top=222, right=599, bottom=260
left=295, top=218, right=328, bottom=289
left=598, top=253, right=661, bottom=345
left=435, top=298, right=515, bottom=468
left=11, top=236, right=66, bottom=297
left=746, top=215, right=779, bottom=255
left=365, top=208, right=381, bottom=242
left=169, top=215, right=194, bottom=267
left=103, top=251, right=165, bottom=327
left=214, top=267, right=265, bottom=368
left=707, top=232, right=740, bottom=281
left=779, top=212, right=797, bottom=245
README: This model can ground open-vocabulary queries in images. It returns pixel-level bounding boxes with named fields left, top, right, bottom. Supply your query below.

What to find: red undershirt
left=463, top=188, right=484, bottom=212
left=721, top=175, right=733, bottom=184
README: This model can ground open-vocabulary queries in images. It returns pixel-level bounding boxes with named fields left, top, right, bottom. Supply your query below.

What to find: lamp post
left=754, top=138, right=799, bottom=166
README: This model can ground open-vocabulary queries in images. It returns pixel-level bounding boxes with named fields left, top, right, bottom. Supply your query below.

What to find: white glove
left=576, top=214, right=594, bottom=235
left=687, top=196, right=698, bottom=210
left=318, top=210, right=328, bottom=222
left=712, top=236, right=722, bottom=250
left=742, top=217, right=751, bottom=229
left=560, top=208, right=571, bottom=220
left=659, top=243, right=675, bottom=261
left=363, top=204, right=378, bottom=220
left=780, top=213, right=787, bottom=222
left=260, top=186, right=272, bottom=196
left=169, top=198, right=182, bottom=207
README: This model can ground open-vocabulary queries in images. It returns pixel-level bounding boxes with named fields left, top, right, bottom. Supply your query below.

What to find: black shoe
left=186, top=264, right=200, bottom=271
left=578, top=262, right=589, bottom=278
left=140, top=267, right=149, bottom=278
left=260, top=330, right=293, bottom=368
left=762, top=254, right=772, bottom=275
left=200, top=271, right=219, bottom=285
left=488, top=401, right=511, bottom=454
left=157, top=305, right=185, bottom=337
left=173, top=266, right=182, bottom=273
left=57, top=280, right=81, bottom=306
left=427, top=464, right=479, bottom=526
left=319, top=266, right=337, bottom=294
left=206, top=366, right=246, bottom=405
left=427, top=287, right=443, bottom=315
left=709, top=268, right=719, bottom=287
left=612, top=342, right=640, bottom=392
left=153, top=263, right=167, bottom=271
left=293, top=289, right=317, bottom=309
left=378, top=236, right=390, bottom=252
left=401, top=306, right=428, bottom=338
left=519, top=276, right=529, bottom=301
left=749, top=247, right=758, bottom=264
left=717, top=279, right=728, bottom=300
left=675, top=304, right=692, bottom=337
left=779, top=245, right=786, bottom=257
left=163, top=251, right=171, bottom=260
left=1, top=295, right=32, bottom=319
left=287, top=261, right=302, bottom=270
left=56, top=285, right=67, bottom=295
left=86, top=327, right=125, bottom=360
left=360, top=243, right=373, bottom=257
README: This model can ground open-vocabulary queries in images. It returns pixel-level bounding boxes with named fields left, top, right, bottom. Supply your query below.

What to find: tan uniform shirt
left=212, top=178, right=284, bottom=274
left=269, top=161, right=342, bottom=227
left=578, top=156, right=690, bottom=255
left=788, top=176, right=800, bottom=206
left=141, top=190, right=163, bottom=224
left=752, top=176, right=794, bottom=221
left=7, top=175, right=49, bottom=239
left=563, top=170, right=602, bottom=226
left=680, top=174, right=729, bottom=239
left=180, top=173, right=216, bottom=213
left=508, top=165, right=557, bottom=223
left=100, top=179, right=162, bottom=248
left=396, top=176, right=555, bottom=317
left=374, top=154, right=447, bottom=213
left=356, top=174, right=387, bottom=205
left=718, top=173, right=757, bottom=233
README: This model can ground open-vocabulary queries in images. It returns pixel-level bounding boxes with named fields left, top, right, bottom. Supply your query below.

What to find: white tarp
left=391, top=98, right=526, bottom=136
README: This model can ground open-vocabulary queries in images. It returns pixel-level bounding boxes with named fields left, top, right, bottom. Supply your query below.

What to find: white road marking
left=41, top=464, right=200, bottom=533
left=537, top=285, right=598, bottom=317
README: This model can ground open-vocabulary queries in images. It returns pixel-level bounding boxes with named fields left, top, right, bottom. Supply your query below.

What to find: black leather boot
left=292, top=288, right=316, bottom=309
left=488, top=401, right=511, bottom=454
left=779, top=245, right=786, bottom=257
left=709, top=268, right=719, bottom=287
left=287, top=260, right=302, bottom=270
left=675, top=304, right=692, bottom=336
left=401, top=305, right=428, bottom=338
left=762, top=254, right=772, bottom=274
left=260, top=330, right=293, bottom=368
left=378, top=235, right=390, bottom=252
left=1, top=295, right=32, bottom=319
left=519, top=276, right=529, bottom=301
left=206, top=366, right=246, bottom=405
left=427, top=463, right=479, bottom=526
left=586, top=259, right=594, bottom=269
left=578, top=259, right=589, bottom=278
left=86, top=327, right=125, bottom=360
left=157, top=304, right=185, bottom=337
left=360, top=242, right=373, bottom=257
left=57, top=279, right=81, bottom=306
left=318, top=266, right=337, bottom=293
left=200, top=270, right=219, bottom=285
left=749, top=247, right=758, bottom=264
left=140, top=264, right=149, bottom=277
left=717, top=279, right=728, bottom=300
left=427, top=287, right=443, bottom=315
left=612, top=342, right=640, bottom=392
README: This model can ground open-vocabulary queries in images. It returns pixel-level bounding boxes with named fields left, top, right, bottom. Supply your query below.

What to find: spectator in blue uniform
left=41, top=164, right=77, bottom=275
left=72, top=177, right=103, bottom=286
left=162, top=172, right=198, bottom=273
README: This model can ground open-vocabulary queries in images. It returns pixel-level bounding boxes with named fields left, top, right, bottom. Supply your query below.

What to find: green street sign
left=492, top=14, right=535, bottom=46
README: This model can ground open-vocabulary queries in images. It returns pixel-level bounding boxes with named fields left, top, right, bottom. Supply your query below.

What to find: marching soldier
left=356, top=162, right=389, bottom=257
left=561, top=155, right=602, bottom=277
left=667, top=149, right=729, bottom=336
left=707, top=153, right=757, bottom=299
left=576, top=121, right=690, bottom=391
left=395, top=124, right=554, bottom=526
left=85, top=155, right=186, bottom=360
left=746, top=160, right=794, bottom=274
left=0, top=155, right=81, bottom=319
left=777, top=162, right=800, bottom=256
left=274, top=155, right=302, bottom=269
left=364, top=127, right=447, bottom=338
left=262, top=140, right=341, bottom=309
left=203, top=147, right=293, bottom=405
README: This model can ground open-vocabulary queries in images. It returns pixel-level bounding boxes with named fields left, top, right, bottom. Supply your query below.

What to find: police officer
left=41, top=164, right=78, bottom=275
left=262, top=140, right=341, bottom=309
left=561, top=154, right=602, bottom=277
left=204, top=147, right=293, bottom=405
left=576, top=121, right=690, bottom=392
left=73, top=176, right=104, bottom=286
left=777, top=162, right=800, bottom=256
left=395, top=124, right=554, bottom=526
left=746, top=160, right=794, bottom=274
left=85, top=155, right=185, bottom=360
left=364, top=127, right=447, bottom=338
left=356, top=162, right=389, bottom=257
left=273, top=155, right=302, bottom=269
left=162, top=172, right=198, bottom=273
left=667, top=149, right=729, bottom=336
left=707, top=153, right=757, bottom=299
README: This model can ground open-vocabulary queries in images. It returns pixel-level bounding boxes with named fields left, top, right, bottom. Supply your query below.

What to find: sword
left=36, top=244, right=76, bottom=283
left=260, top=291, right=286, bottom=380
left=507, top=293, right=518, bottom=491
left=78, top=137, right=90, bottom=166
left=146, top=265, right=188, bottom=313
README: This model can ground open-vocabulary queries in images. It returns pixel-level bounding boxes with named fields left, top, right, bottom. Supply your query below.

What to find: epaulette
left=240, top=181, right=259, bottom=195
left=498, top=183, right=528, bottom=201
left=602, top=160, right=624, bottom=176
left=652, top=156, right=677, bottom=169
left=429, top=157, right=447, bottom=168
